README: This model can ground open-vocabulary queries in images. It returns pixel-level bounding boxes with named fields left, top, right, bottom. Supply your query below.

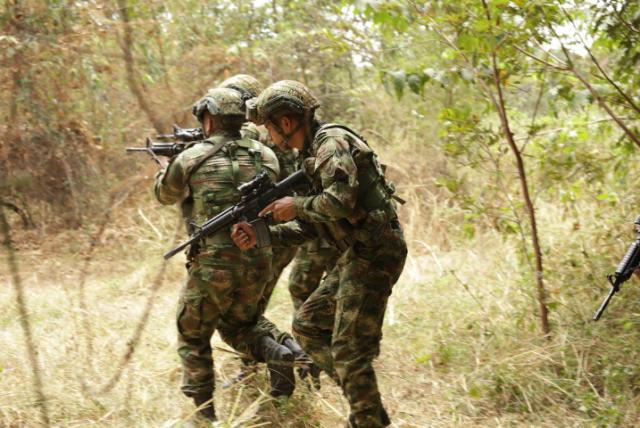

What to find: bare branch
left=613, top=3, right=640, bottom=35
left=548, top=22, right=640, bottom=148
left=514, top=45, right=569, bottom=71
left=561, top=7, right=640, bottom=116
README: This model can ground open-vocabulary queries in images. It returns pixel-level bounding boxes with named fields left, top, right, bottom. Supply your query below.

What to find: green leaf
left=407, top=73, right=424, bottom=95
left=390, top=70, right=406, bottom=99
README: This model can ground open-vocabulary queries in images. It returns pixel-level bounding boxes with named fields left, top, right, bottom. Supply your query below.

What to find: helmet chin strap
left=269, top=117, right=303, bottom=149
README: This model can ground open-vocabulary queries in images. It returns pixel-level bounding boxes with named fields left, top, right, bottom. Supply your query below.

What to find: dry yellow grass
left=2, top=143, right=639, bottom=427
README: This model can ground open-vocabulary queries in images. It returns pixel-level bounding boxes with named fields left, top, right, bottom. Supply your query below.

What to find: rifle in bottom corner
left=593, top=216, right=640, bottom=321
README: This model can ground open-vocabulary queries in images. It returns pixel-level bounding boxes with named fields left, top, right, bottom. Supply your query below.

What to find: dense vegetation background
left=2, top=0, right=640, bottom=426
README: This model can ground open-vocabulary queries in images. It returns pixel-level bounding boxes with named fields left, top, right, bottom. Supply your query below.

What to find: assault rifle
left=593, top=216, right=640, bottom=321
left=163, top=169, right=308, bottom=260
left=126, top=125, right=204, bottom=165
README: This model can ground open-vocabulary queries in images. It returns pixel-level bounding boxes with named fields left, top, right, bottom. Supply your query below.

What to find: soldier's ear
left=278, top=115, right=290, bottom=132
left=202, top=114, right=214, bottom=136
left=280, top=115, right=297, bottom=133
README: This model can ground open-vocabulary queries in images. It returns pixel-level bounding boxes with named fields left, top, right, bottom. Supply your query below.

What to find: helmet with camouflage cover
left=218, top=74, right=263, bottom=101
left=246, top=80, right=320, bottom=125
left=192, top=87, right=245, bottom=123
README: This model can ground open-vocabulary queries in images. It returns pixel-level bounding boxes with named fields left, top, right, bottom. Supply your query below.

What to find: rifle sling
left=185, top=138, right=232, bottom=183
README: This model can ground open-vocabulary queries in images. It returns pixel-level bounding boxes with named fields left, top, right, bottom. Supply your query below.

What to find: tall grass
left=3, top=89, right=640, bottom=427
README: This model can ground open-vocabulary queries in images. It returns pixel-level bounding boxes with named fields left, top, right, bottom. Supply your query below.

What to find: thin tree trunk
left=482, top=0, right=551, bottom=336
left=1, top=208, right=51, bottom=427
left=491, top=52, right=550, bottom=336
left=116, top=0, right=164, bottom=133
left=4, top=0, right=26, bottom=166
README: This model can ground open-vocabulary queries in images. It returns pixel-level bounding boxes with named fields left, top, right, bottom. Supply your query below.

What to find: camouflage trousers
left=292, top=225, right=407, bottom=427
left=219, top=245, right=299, bottom=349
left=176, top=245, right=272, bottom=397
left=288, top=239, right=341, bottom=311
left=252, top=239, right=340, bottom=344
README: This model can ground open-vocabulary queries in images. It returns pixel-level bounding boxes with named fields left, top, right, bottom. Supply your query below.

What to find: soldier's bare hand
left=259, top=197, right=296, bottom=222
left=231, top=222, right=257, bottom=250
left=634, top=268, right=640, bottom=280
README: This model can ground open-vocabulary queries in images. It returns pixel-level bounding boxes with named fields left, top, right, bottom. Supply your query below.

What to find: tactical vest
left=186, top=135, right=266, bottom=226
left=311, top=124, right=401, bottom=245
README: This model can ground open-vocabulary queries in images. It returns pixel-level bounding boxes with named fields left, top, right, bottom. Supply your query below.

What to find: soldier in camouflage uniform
left=154, top=88, right=296, bottom=421
left=218, top=76, right=339, bottom=318
left=213, top=75, right=316, bottom=385
left=232, top=81, right=407, bottom=428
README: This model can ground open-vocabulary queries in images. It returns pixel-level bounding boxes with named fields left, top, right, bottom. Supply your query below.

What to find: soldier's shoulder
left=313, top=125, right=353, bottom=157
left=315, top=123, right=354, bottom=140
left=178, top=140, right=214, bottom=159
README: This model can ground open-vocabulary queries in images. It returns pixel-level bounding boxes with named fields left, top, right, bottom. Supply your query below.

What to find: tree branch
left=115, top=0, right=164, bottom=133
left=514, top=45, right=569, bottom=71
left=561, top=7, right=640, bottom=116
left=548, top=22, right=640, bottom=148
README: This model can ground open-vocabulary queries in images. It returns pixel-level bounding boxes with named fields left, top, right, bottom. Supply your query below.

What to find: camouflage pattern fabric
left=269, top=123, right=407, bottom=427
left=216, top=122, right=301, bottom=347
left=292, top=226, right=406, bottom=428
left=288, top=239, right=340, bottom=311
left=240, top=122, right=262, bottom=142
left=246, top=80, right=320, bottom=125
left=176, top=246, right=272, bottom=396
left=155, top=129, right=280, bottom=398
left=192, top=88, right=246, bottom=121
left=218, top=74, right=263, bottom=100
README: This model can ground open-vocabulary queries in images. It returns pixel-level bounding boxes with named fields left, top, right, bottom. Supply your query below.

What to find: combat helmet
left=192, top=87, right=245, bottom=123
left=218, top=74, right=263, bottom=101
left=246, top=80, right=320, bottom=125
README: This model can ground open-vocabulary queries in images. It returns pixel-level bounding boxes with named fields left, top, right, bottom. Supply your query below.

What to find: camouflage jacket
left=271, top=123, right=398, bottom=248
left=155, top=129, right=279, bottom=245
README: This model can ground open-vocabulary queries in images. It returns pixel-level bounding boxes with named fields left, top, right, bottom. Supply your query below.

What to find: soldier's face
left=265, top=116, right=304, bottom=150
left=265, top=121, right=285, bottom=148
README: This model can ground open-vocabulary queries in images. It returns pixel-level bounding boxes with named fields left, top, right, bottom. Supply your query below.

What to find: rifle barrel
left=593, top=286, right=617, bottom=321
left=163, top=239, right=194, bottom=260
left=126, top=148, right=149, bottom=152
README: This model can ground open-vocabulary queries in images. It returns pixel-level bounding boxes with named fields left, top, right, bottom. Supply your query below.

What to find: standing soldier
left=154, top=88, right=295, bottom=421
left=232, top=80, right=407, bottom=428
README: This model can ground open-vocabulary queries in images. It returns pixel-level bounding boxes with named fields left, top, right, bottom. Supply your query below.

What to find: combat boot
left=346, top=407, right=391, bottom=428
left=282, top=337, right=321, bottom=390
left=258, top=335, right=295, bottom=397
left=193, top=392, right=217, bottom=422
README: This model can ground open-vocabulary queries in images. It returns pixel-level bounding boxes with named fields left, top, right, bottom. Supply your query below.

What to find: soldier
left=214, top=74, right=314, bottom=385
left=232, top=80, right=407, bottom=428
left=221, top=74, right=338, bottom=321
left=154, top=88, right=295, bottom=421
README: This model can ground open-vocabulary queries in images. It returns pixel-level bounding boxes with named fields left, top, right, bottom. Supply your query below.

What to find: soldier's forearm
left=294, top=191, right=354, bottom=223
left=269, top=220, right=317, bottom=246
